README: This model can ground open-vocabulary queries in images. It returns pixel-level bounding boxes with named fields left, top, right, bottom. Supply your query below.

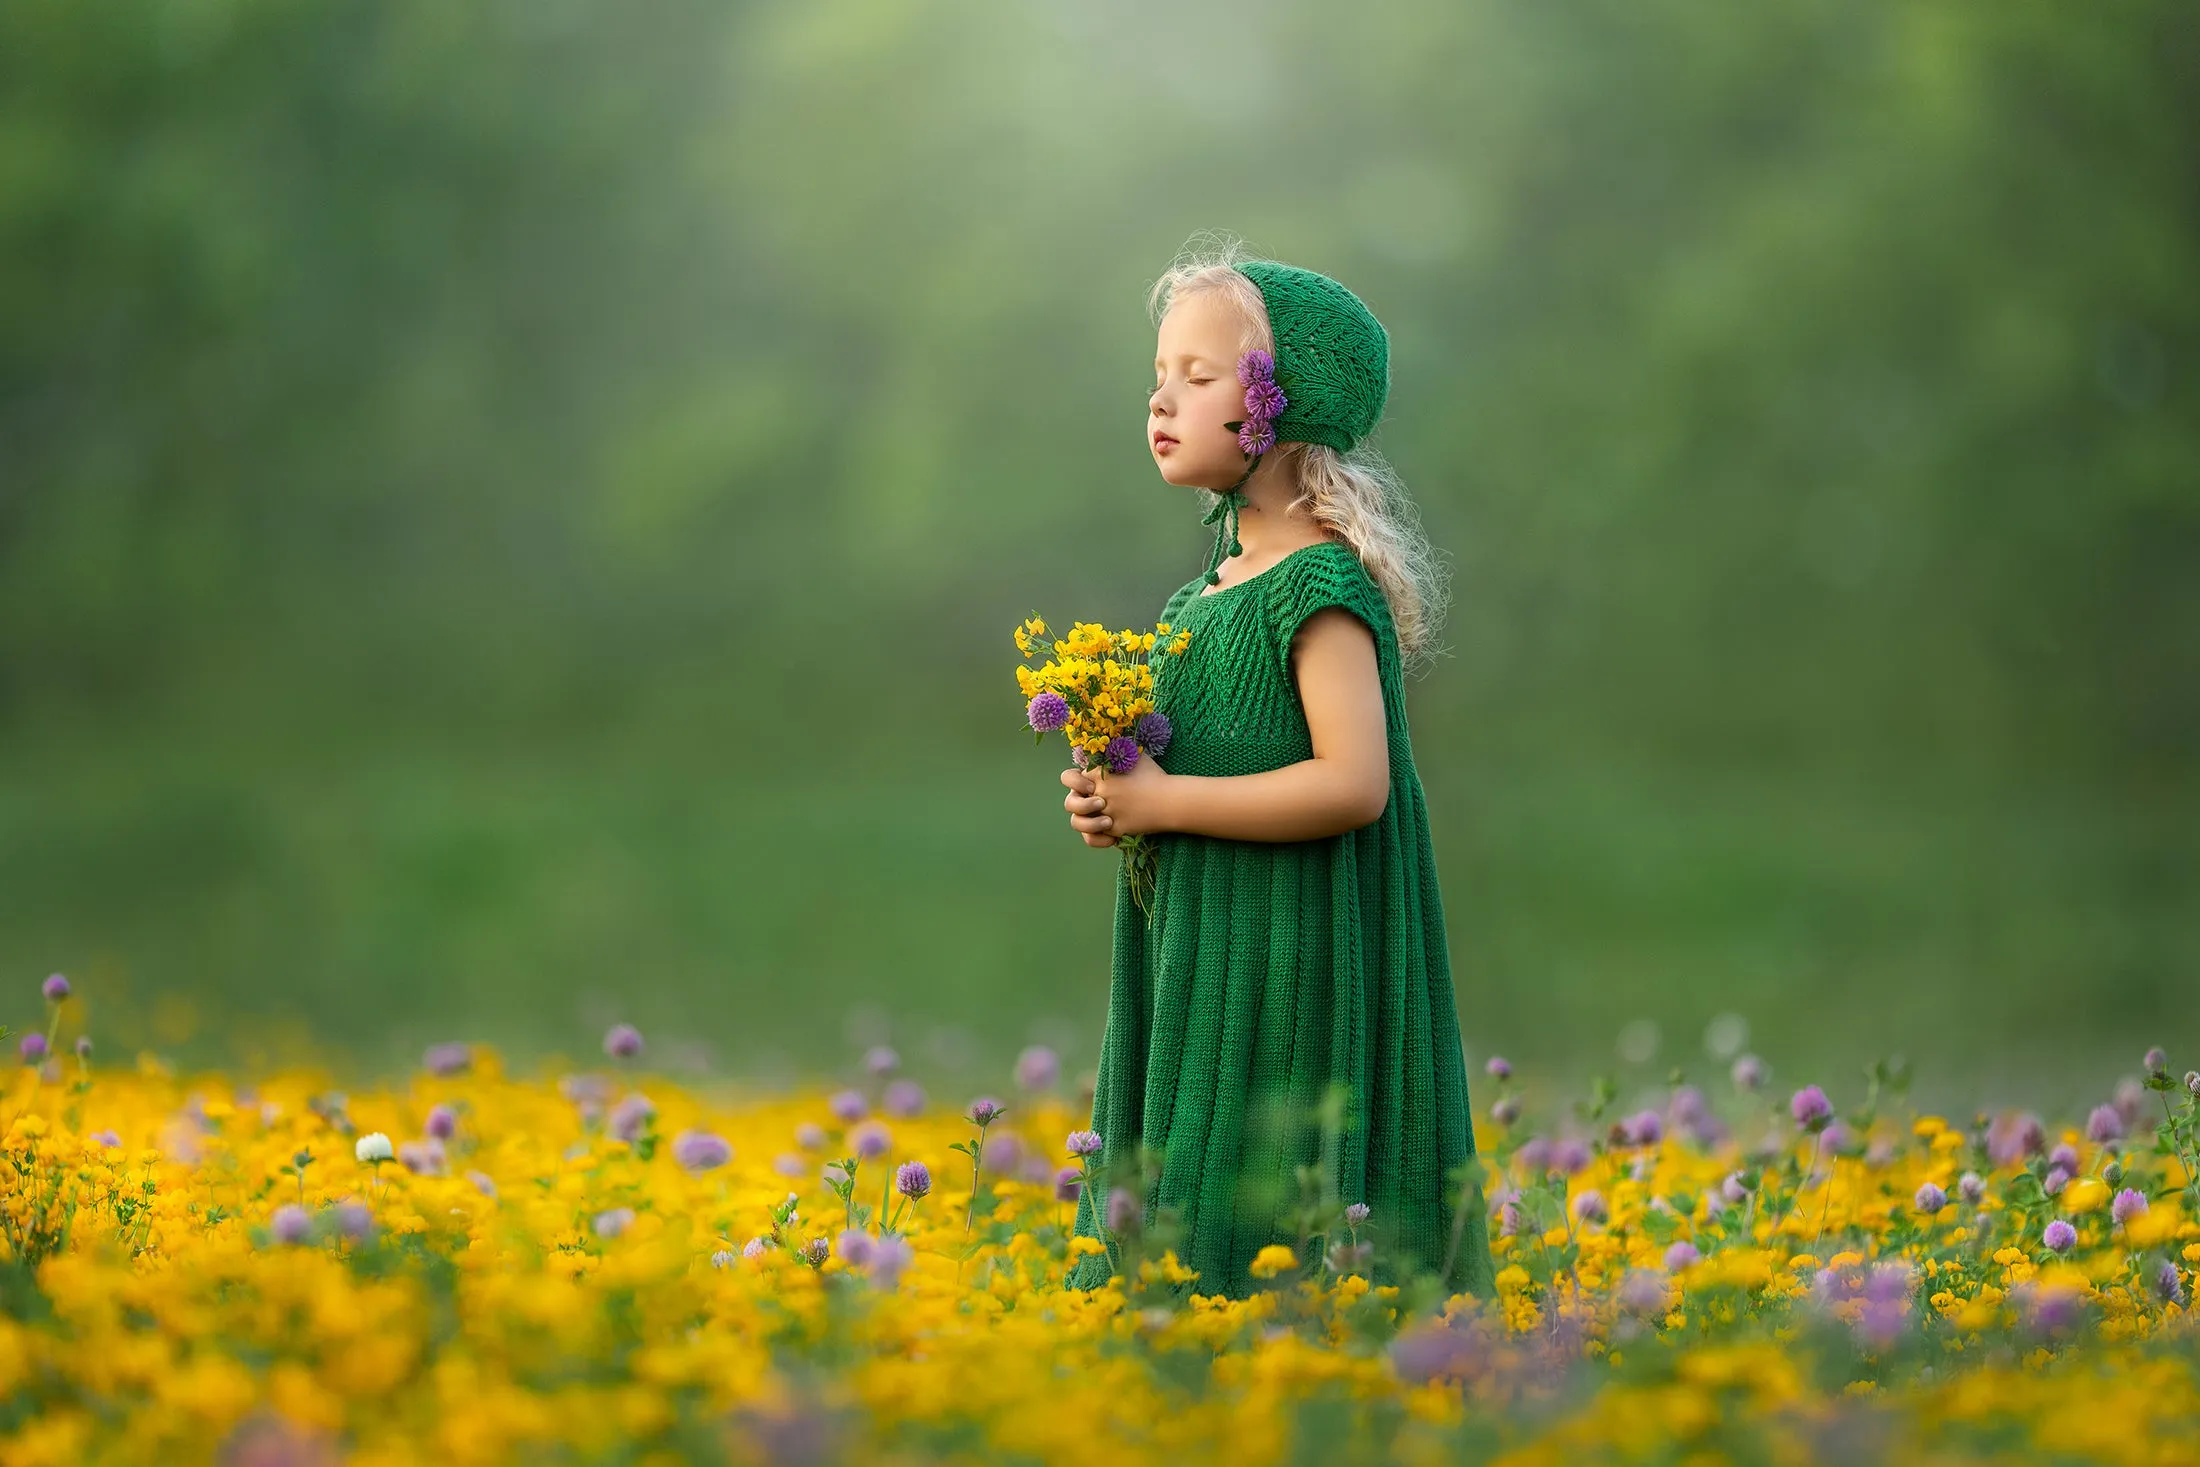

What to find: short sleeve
left=1261, top=544, right=1392, bottom=678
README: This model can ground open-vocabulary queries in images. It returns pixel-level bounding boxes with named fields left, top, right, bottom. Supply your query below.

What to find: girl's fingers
left=1070, top=813, right=1113, bottom=834
left=1062, top=792, right=1107, bottom=815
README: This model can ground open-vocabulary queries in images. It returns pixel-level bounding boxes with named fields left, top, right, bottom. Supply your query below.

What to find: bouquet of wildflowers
left=1014, top=615, right=1192, bottom=917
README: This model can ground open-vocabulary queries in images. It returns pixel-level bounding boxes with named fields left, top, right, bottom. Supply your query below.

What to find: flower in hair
left=1230, top=349, right=1287, bottom=456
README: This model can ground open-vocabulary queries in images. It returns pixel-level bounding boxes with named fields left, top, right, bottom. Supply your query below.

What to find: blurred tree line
left=1, top=0, right=2192, bottom=1104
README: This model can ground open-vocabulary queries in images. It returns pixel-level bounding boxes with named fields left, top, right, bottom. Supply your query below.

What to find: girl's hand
left=1060, top=766, right=1116, bottom=847
left=1064, top=756, right=1172, bottom=841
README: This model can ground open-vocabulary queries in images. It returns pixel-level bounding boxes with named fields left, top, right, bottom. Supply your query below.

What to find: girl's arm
left=1067, top=608, right=1390, bottom=846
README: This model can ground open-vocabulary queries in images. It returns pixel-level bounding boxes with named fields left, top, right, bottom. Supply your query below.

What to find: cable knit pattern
left=1068, top=539, right=1497, bottom=1302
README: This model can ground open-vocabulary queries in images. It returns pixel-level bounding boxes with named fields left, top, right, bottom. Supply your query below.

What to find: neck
left=1213, top=453, right=1322, bottom=562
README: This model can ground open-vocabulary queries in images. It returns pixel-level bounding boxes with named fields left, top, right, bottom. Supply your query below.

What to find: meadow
left=4, top=975, right=2196, bottom=1466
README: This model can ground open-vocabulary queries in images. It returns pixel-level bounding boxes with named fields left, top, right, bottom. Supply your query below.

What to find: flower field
left=4, top=980, right=2199, bottom=1466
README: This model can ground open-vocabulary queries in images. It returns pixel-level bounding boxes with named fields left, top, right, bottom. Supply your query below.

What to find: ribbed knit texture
left=1233, top=260, right=1391, bottom=455
left=1068, top=539, right=1498, bottom=1303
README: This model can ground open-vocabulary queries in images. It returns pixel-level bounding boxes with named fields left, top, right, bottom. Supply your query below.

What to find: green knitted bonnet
left=1234, top=259, right=1390, bottom=454
left=1194, top=258, right=1391, bottom=585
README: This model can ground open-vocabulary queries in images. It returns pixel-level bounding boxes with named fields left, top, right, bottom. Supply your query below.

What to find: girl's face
left=1149, top=291, right=1256, bottom=490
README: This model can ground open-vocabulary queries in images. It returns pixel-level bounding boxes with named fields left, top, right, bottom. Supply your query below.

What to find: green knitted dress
left=1067, top=537, right=1499, bottom=1303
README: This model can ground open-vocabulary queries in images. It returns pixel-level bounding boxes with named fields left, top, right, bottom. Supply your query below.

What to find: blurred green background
left=2, top=0, right=2193, bottom=1114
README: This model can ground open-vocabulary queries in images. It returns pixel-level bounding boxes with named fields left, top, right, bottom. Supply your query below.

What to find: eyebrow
left=1153, top=352, right=1219, bottom=369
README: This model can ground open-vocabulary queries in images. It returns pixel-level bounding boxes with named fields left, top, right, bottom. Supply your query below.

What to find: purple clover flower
left=672, top=1130, right=733, bottom=1173
left=2112, top=1188, right=2148, bottom=1226
left=1026, top=691, right=1071, bottom=733
left=849, top=1121, right=892, bottom=1161
left=1066, top=1129, right=1103, bottom=1157
left=1571, top=1189, right=1608, bottom=1225
left=1552, top=1137, right=1592, bottom=1175
left=1789, top=1085, right=1833, bottom=1131
left=1105, top=1186, right=1138, bottom=1232
left=2086, top=1104, right=2125, bottom=1144
left=967, top=1097, right=1005, bottom=1127
left=835, top=1228, right=873, bottom=1268
left=468, top=1171, right=498, bottom=1199
left=1485, top=1055, right=1512, bottom=1080
left=603, top=1023, right=644, bottom=1061
left=1102, top=736, right=1141, bottom=774
left=1616, top=1269, right=1669, bottom=1317
left=1015, top=1045, right=1060, bottom=1092
left=2042, top=1218, right=2077, bottom=1253
left=42, top=973, right=69, bottom=1002
left=1054, top=1166, right=1083, bottom=1203
left=75, top=1036, right=92, bottom=1060
left=1664, top=1240, right=1701, bottom=1270
left=423, top=1042, right=472, bottom=1077
left=1730, top=1053, right=1767, bottom=1090
left=829, top=1090, right=868, bottom=1124
left=607, top=1093, right=656, bottom=1144
left=803, top=1236, right=832, bottom=1267
left=1133, top=711, right=1172, bottom=756
left=774, top=1153, right=806, bottom=1178
left=1621, top=1109, right=1663, bottom=1147
left=895, top=1161, right=931, bottom=1201
left=19, top=1033, right=47, bottom=1064
left=1913, top=1181, right=1948, bottom=1214
left=1959, top=1171, right=1986, bottom=1204
left=882, top=1079, right=926, bottom=1117
left=424, top=1104, right=458, bottom=1141
left=1490, top=1095, right=1521, bottom=1125
left=330, top=1202, right=374, bottom=1241
left=863, top=1045, right=899, bottom=1076
left=868, top=1233, right=913, bottom=1291
left=1344, top=1202, right=1371, bottom=1227
left=269, top=1205, right=313, bottom=1245
left=593, top=1207, right=636, bottom=1239
left=1988, top=1112, right=2048, bottom=1166
left=2156, top=1259, right=2187, bottom=1305
left=795, top=1122, right=828, bottom=1151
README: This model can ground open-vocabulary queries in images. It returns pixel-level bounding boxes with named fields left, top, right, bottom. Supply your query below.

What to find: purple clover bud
left=2155, top=1259, right=2186, bottom=1305
left=868, top=1233, right=913, bottom=1291
left=981, top=1132, right=1025, bottom=1172
left=742, top=1237, right=768, bottom=1260
left=882, top=1080, right=926, bottom=1118
left=1552, top=1138, right=1592, bottom=1175
left=2086, top=1105, right=2125, bottom=1145
left=895, top=1161, right=932, bottom=1201
left=1015, top=1045, right=1060, bottom=1092
left=863, top=1045, right=899, bottom=1076
left=330, top=1202, right=374, bottom=1242
left=1788, top=1085, right=1833, bottom=1131
left=269, top=1205, right=313, bottom=1245
left=424, top=1104, right=457, bottom=1141
left=836, top=1228, right=874, bottom=1268
left=1622, top=1109, right=1663, bottom=1147
left=849, top=1121, right=892, bottom=1161
left=2042, top=1218, right=2077, bottom=1253
left=1344, top=1202, right=1371, bottom=1227
left=803, top=1236, right=831, bottom=1266
left=1106, top=1186, right=1138, bottom=1233
left=398, top=1139, right=447, bottom=1176
left=607, top=1093, right=656, bottom=1145
left=1720, top=1171, right=1752, bottom=1205
left=1066, top=1129, right=1103, bottom=1157
left=1731, top=1054, right=1767, bottom=1090
left=2021, top=1283, right=2085, bottom=1336
left=1102, top=736, right=1141, bottom=775
left=795, top=1123, right=828, bottom=1150
left=1054, top=1166, right=1083, bottom=1203
left=2112, top=1188, right=2148, bottom=1226
left=603, top=1024, right=644, bottom=1061
left=423, top=1042, right=472, bottom=1077
left=2186, top=1071, right=2200, bottom=1097
left=2049, top=1141, right=2080, bottom=1173
left=1616, top=1269, right=1669, bottom=1317
left=19, top=1033, right=47, bottom=1064
left=1513, top=1137, right=1552, bottom=1175
left=42, top=973, right=69, bottom=1003
left=1913, top=1181, right=1947, bottom=1214
left=968, top=1097, right=1005, bottom=1127
left=1572, top=1189, right=1608, bottom=1225
left=1389, top=1322, right=1482, bottom=1384
left=829, top=1090, right=868, bottom=1124
left=2143, top=1046, right=2167, bottom=1072
left=593, top=1207, right=636, bottom=1239
left=1485, top=1055, right=1512, bottom=1080
left=74, top=1035, right=92, bottom=1060
left=1490, top=1096, right=1521, bottom=1125
left=1664, top=1240, right=1701, bottom=1270
left=1988, top=1112, right=2048, bottom=1166
left=1958, top=1171, right=1986, bottom=1204
left=2043, top=1165, right=2071, bottom=1196
left=1133, top=711, right=1172, bottom=757
left=1026, top=691, right=1071, bottom=733
left=672, top=1130, right=733, bottom=1174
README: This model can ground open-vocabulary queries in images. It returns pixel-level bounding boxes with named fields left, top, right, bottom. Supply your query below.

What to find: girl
left=1056, top=235, right=1500, bottom=1302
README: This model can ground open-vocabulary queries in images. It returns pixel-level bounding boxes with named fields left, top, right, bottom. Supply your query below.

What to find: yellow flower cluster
left=1013, top=614, right=1191, bottom=768
left=2, top=1050, right=2199, bottom=1465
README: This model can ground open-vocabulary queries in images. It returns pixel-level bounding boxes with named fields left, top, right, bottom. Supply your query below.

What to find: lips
left=1152, top=432, right=1178, bottom=449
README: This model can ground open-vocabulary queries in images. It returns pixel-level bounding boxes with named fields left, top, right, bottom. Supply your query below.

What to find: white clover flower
left=355, top=1131, right=394, bottom=1164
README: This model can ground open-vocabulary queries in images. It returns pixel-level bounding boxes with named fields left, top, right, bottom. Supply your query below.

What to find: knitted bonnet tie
left=1199, top=258, right=1392, bottom=586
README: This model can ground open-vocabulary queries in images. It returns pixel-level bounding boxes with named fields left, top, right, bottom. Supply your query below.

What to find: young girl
left=1056, top=236, right=1500, bottom=1302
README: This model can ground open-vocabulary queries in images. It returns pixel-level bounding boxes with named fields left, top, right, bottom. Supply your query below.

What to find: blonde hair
left=1145, top=231, right=1451, bottom=675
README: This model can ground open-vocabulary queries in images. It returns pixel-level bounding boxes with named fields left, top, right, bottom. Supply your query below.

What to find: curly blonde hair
left=1145, top=231, right=1451, bottom=674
